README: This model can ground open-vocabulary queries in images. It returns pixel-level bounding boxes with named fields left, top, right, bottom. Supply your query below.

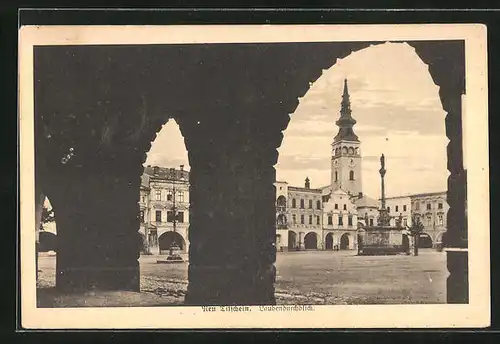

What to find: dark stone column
left=45, top=156, right=143, bottom=293
left=182, top=112, right=278, bottom=306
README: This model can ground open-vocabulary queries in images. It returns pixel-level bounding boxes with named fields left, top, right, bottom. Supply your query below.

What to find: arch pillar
left=182, top=110, right=278, bottom=306
left=39, top=153, right=143, bottom=293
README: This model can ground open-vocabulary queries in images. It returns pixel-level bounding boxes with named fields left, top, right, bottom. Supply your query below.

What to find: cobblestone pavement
left=37, top=249, right=447, bottom=306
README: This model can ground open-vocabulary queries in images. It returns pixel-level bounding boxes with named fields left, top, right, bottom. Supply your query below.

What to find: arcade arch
left=304, top=232, right=318, bottom=250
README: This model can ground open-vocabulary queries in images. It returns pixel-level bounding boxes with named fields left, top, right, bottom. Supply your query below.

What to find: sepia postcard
left=19, top=23, right=490, bottom=329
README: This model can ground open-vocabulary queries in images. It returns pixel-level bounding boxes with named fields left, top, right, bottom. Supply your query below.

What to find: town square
left=37, top=249, right=447, bottom=307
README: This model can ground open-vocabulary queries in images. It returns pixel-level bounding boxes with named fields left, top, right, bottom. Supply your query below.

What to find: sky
left=276, top=42, right=448, bottom=198
left=145, top=42, right=449, bottom=199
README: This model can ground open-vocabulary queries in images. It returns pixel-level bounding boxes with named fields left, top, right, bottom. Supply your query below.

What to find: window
left=343, top=204, right=347, bottom=211
left=292, top=214, right=296, bottom=224
left=415, top=202, right=420, bottom=210
left=141, top=195, right=145, bottom=203
left=177, top=191, right=184, bottom=203
left=167, top=211, right=175, bottom=222
left=438, top=215, right=443, bottom=226
left=328, top=215, right=333, bottom=225
left=338, top=216, right=343, bottom=226
left=316, top=200, right=321, bottom=209
left=426, top=215, right=432, bottom=226
left=427, top=203, right=431, bottom=210
left=403, top=205, right=407, bottom=212
left=395, top=205, right=399, bottom=212
left=335, top=203, right=338, bottom=210
left=369, top=218, right=374, bottom=226
left=292, top=198, right=296, bottom=208
left=177, top=211, right=184, bottom=223
left=348, top=215, right=353, bottom=226
left=155, top=190, right=161, bottom=201
left=387, top=207, right=390, bottom=213
left=349, top=171, right=354, bottom=180
left=167, top=191, right=172, bottom=201
left=309, top=215, right=313, bottom=225
left=335, top=171, right=338, bottom=182
left=155, top=210, right=162, bottom=222
left=438, top=202, right=443, bottom=209
left=403, top=218, right=407, bottom=227
left=139, top=211, right=144, bottom=223
left=300, top=199, right=305, bottom=209
left=316, top=216, right=320, bottom=225
left=309, top=199, right=313, bottom=209
left=300, top=215, right=305, bottom=224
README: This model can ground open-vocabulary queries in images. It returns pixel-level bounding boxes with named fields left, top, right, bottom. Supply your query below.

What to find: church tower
left=331, top=79, right=363, bottom=196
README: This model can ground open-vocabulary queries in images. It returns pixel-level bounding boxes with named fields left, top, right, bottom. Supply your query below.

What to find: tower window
left=387, top=207, right=390, bottom=213
left=334, top=203, right=338, bottom=210
left=395, top=205, right=399, bottom=212
left=343, top=204, right=347, bottom=211
left=139, top=211, right=144, bottom=223
left=403, top=205, right=407, bottom=212
left=349, top=171, right=354, bottom=180
left=369, top=218, right=374, bottom=226
left=335, top=171, right=338, bottom=182
left=348, top=215, right=353, bottom=226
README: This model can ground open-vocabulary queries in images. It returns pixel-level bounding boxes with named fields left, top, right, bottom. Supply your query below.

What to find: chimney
left=305, top=177, right=310, bottom=189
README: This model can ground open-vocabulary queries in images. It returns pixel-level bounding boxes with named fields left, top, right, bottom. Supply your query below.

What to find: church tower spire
left=330, top=78, right=363, bottom=196
left=334, top=79, right=359, bottom=143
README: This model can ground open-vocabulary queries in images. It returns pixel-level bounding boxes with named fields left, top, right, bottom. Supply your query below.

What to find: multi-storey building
left=139, top=165, right=190, bottom=254
left=274, top=79, right=449, bottom=251
left=410, top=192, right=448, bottom=247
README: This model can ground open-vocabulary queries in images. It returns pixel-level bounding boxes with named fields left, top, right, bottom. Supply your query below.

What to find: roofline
left=382, top=191, right=447, bottom=199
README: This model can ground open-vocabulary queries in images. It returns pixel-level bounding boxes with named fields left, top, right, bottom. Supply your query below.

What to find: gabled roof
left=353, top=194, right=379, bottom=208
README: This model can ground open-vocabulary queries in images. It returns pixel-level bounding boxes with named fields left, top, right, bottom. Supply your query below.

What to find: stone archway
left=39, top=231, right=57, bottom=252
left=34, top=39, right=466, bottom=304
left=418, top=233, right=433, bottom=249
left=340, top=233, right=350, bottom=250
left=325, top=232, right=334, bottom=250
left=159, top=231, right=186, bottom=253
left=304, top=232, right=318, bottom=250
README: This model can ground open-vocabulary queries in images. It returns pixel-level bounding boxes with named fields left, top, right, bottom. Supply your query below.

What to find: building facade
left=273, top=79, right=449, bottom=251
left=410, top=192, right=448, bottom=247
left=139, top=165, right=190, bottom=254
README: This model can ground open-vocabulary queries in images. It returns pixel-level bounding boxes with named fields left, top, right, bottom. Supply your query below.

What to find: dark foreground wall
left=34, top=40, right=467, bottom=304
